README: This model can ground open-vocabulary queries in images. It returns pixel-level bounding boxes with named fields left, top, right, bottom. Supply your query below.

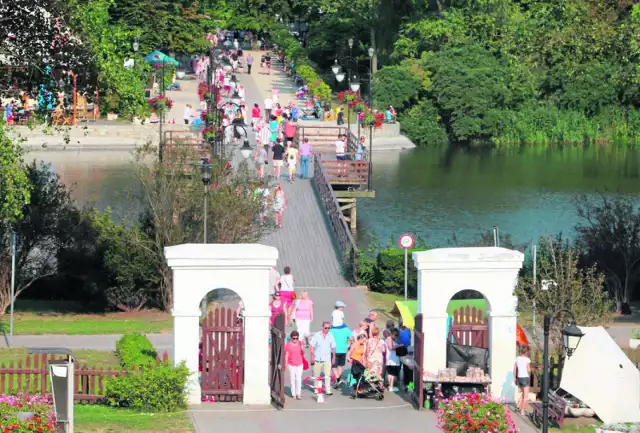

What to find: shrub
left=105, top=362, right=190, bottom=412
left=437, top=393, right=517, bottom=433
left=116, top=332, right=158, bottom=369
left=0, top=393, right=58, bottom=432
left=373, top=64, right=422, bottom=109
left=371, top=248, right=418, bottom=297
left=399, top=99, right=448, bottom=147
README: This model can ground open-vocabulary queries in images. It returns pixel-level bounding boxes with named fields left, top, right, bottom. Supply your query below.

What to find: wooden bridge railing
left=313, top=154, right=358, bottom=283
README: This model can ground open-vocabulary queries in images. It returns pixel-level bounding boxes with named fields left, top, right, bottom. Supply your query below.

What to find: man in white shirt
left=335, top=134, right=347, bottom=176
left=264, top=97, right=273, bottom=121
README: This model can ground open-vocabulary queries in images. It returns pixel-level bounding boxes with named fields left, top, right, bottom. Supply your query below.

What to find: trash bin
left=29, top=348, right=75, bottom=433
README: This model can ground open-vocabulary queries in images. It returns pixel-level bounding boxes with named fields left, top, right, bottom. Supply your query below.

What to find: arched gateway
left=412, top=247, right=524, bottom=402
left=165, top=243, right=278, bottom=405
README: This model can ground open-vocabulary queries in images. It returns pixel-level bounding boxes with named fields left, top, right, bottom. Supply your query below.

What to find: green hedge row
left=105, top=362, right=190, bottom=412
left=116, top=332, right=158, bottom=369
left=270, top=26, right=332, bottom=103
left=358, top=248, right=419, bottom=298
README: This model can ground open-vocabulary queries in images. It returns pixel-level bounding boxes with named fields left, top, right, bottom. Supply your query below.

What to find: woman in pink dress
left=291, top=291, right=313, bottom=347
left=284, top=330, right=305, bottom=399
left=270, top=291, right=287, bottom=325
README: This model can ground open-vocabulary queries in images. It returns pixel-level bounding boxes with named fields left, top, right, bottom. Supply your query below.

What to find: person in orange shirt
left=347, top=332, right=367, bottom=391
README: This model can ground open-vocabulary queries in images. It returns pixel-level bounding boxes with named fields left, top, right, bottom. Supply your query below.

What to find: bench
left=530, top=392, right=567, bottom=428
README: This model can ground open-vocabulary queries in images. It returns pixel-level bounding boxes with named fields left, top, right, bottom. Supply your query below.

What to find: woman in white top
left=513, top=346, right=531, bottom=415
left=385, top=329, right=404, bottom=392
left=279, top=265, right=295, bottom=314
left=183, top=104, right=193, bottom=125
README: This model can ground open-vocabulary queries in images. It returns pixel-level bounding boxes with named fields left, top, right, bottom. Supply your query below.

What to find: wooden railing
left=298, top=125, right=359, bottom=154
left=0, top=352, right=170, bottom=403
left=321, top=154, right=369, bottom=186
left=313, top=154, right=358, bottom=283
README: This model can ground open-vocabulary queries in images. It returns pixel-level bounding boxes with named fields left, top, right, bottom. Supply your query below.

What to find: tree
left=0, top=127, right=31, bottom=225
left=0, top=0, right=94, bottom=99
left=0, top=161, right=84, bottom=314
left=516, top=235, right=613, bottom=352
left=132, top=143, right=270, bottom=311
left=574, top=196, right=640, bottom=312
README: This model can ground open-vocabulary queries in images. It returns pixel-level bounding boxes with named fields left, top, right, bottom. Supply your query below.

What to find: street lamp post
left=200, top=161, right=212, bottom=243
left=541, top=309, right=585, bottom=433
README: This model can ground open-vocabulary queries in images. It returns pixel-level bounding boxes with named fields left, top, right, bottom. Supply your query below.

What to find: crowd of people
left=263, top=265, right=413, bottom=401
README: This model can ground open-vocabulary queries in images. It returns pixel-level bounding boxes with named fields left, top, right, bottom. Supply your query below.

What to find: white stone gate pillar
left=165, top=243, right=278, bottom=406
left=413, top=247, right=523, bottom=401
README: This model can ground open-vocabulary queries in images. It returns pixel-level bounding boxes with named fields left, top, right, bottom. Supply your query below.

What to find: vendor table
left=401, top=357, right=491, bottom=410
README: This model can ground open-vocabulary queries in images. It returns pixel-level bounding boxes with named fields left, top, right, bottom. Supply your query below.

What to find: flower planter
left=630, top=338, right=640, bottom=349
left=177, top=70, right=186, bottom=79
left=14, top=411, right=35, bottom=421
left=106, top=113, right=118, bottom=121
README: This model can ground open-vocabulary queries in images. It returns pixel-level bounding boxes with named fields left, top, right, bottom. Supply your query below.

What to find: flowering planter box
left=595, top=424, right=640, bottom=433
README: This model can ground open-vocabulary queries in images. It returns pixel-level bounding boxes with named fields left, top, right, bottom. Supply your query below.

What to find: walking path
left=237, top=51, right=350, bottom=289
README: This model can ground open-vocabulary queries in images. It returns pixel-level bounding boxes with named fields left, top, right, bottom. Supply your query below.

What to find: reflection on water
left=29, top=145, right=640, bottom=247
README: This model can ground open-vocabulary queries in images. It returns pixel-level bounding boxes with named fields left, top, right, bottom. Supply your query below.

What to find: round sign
left=399, top=234, right=415, bottom=249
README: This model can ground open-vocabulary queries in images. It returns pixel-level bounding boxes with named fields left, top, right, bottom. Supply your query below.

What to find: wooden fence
left=0, top=352, right=170, bottom=403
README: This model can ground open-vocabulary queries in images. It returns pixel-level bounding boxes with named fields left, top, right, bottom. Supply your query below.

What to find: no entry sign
left=399, top=233, right=415, bottom=249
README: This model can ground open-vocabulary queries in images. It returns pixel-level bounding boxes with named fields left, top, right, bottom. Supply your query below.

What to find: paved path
left=237, top=52, right=349, bottom=288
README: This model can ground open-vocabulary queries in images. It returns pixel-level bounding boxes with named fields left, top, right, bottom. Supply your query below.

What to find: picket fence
left=0, top=352, right=170, bottom=403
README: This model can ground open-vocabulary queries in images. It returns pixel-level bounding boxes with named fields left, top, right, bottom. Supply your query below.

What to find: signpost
left=399, top=234, right=415, bottom=301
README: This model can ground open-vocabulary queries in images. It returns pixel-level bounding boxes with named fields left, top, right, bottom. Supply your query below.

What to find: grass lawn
left=0, top=300, right=172, bottom=335
left=75, top=405, right=192, bottom=433
left=0, top=349, right=121, bottom=369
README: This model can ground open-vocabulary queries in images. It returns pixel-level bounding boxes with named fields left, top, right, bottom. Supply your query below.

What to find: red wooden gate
left=201, top=307, right=244, bottom=402
left=270, top=312, right=286, bottom=408
left=412, top=313, right=424, bottom=410
left=448, top=306, right=489, bottom=348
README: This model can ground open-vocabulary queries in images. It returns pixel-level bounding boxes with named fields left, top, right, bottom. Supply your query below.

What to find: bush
left=357, top=248, right=420, bottom=297
left=399, top=99, right=448, bottom=147
left=116, top=332, right=158, bottom=369
left=373, top=64, right=422, bottom=109
left=105, top=362, right=190, bottom=412
left=437, top=393, right=517, bottom=432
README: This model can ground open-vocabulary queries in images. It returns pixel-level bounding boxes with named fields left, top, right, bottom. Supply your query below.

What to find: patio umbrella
left=144, top=50, right=179, bottom=66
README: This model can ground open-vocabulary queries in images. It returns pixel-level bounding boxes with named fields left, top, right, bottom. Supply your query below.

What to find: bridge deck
left=236, top=58, right=350, bottom=288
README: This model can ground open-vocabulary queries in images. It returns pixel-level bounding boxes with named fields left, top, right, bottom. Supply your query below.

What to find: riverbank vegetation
left=256, top=0, right=640, bottom=147
left=0, top=127, right=268, bottom=317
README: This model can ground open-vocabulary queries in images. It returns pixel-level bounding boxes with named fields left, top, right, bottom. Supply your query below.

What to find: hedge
left=269, top=25, right=332, bottom=103
left=116, top=332, right=158, bottom=369
left=358, top=247, right=419, bottom=297
left=105, top=362, right=190, bottom=412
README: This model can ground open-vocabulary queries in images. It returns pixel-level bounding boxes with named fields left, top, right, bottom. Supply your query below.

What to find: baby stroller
left=350, top=367, right=385, bottom=400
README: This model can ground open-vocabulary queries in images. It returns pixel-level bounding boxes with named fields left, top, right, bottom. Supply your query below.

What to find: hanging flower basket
left=201, top=126, right=217, bottom=140
left=197, top=82, right=208, bottom=101
left=362, top=109, right=385, bottom=129
left=337, top=90, right=358, bottom=105
left=353, top=100, right=369, bottom=113
left=149, top=95, right=174, bottom=113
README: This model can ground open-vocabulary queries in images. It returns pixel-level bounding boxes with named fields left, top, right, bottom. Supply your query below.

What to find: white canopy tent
left=560, top=326, right=640, bottom=424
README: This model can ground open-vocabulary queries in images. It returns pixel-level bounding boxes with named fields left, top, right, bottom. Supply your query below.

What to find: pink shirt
left=285, top=341, right=304, bottom=366
left=295, top=299, right=313, bottom=320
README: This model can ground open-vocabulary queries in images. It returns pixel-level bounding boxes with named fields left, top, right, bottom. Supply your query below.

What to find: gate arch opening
left=199, top=288, right=245, bottom=402
left=447, top=290, right=489, bottom=349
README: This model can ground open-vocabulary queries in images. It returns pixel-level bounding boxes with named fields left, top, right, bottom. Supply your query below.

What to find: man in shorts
left=330, top=319, right=352, bottom=388
left=272, top=139, right=285, bottom=179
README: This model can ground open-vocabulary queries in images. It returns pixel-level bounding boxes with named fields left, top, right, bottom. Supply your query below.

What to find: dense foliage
left=266, top=0, right=640, bottom=146
left=105, top=362, right=189, bottom=411
left=116, top=332, right=158, bottom=369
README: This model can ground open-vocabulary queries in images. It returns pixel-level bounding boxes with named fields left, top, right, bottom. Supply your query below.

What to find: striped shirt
left=259, top=125, right=271, bottom=145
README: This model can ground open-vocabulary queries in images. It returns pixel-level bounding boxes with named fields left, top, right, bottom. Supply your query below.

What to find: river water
left=28, top=145, right=640, bottom=248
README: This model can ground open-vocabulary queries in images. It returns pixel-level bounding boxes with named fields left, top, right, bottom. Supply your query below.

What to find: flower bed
left=437, top=393, right=518, bottom=433
left=0, top=393, right=59, bottom=432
